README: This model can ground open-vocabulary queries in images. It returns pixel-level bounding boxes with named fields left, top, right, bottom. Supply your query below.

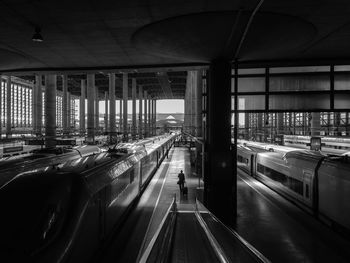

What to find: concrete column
left=0, top=76, right=2, bottom=136
left=311, top=112, right=321, bottom=136
left=148, top=96, right=152, bottom=136
left=196, top=71, right=203, bottom=137
left=277, top=113, right=284, bottom=135
left=45, top=75, right=57, bottom=148
left=67, top=91, right=71, bottom=134
left=104, top=91, right=108, bottom=133
left=34, top=75, right=43, bottom=135
left=132, top=78, right=137, bottom=140
left=139, top=86, right=143, bottom=138
left=80, top=80, right=86, bottom=135
left=154, top=99, right=157, bottom=135
left=205, top=59, right=234, bottom=226
left=6, top=77, right=11, bottom=137
left=87, top=74, right=95, bottom=143
left=144, top=90, right=148, bottom=137
left=119, top=99, right=122, bottom=133
left=152, top=100, right=155, bottom=135
left=123, top=73, right=128, bottom=140
left=95, top=86, right=99, bottom=134
left=62, top=75, right=68, bottom=135
left=33, top=78, right=37, bottom=134
left=109, top=74, right=116, bottom=138
left=257, top=113, right=263, bottom=141
left=37, top=76, right=43, bottom=135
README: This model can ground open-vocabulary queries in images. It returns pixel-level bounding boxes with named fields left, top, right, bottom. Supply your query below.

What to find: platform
left=98, top=146, right=199, bottom=262
left=236, top=171, right=350, bottom=263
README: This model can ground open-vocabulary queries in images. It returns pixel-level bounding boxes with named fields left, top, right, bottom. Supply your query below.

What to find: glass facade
left=0, top=76, right=79, bottom=135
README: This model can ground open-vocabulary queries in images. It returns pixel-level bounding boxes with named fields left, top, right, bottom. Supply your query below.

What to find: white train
left=0, top=133, right=177, bottom=262
left=237, top=144, right=350, bottom=236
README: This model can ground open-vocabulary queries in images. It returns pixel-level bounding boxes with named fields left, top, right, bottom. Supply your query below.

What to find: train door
left=302, top=169, right=313, bottom=203
left=250, top=155, right=254, bottom=176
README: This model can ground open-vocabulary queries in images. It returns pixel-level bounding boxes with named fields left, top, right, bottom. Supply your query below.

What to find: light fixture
left=32, top=27, right=43, bottom=42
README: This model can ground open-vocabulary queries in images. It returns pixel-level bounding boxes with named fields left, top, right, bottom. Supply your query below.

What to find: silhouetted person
left=178, top=170, right=185, bottom=194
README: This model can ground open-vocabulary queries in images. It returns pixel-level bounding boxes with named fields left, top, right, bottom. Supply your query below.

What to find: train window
left=257, top=163, right=303, bottom=195
left=130, top=169, right=134, bottom=183
left=305, top=184, right=310, bottom=198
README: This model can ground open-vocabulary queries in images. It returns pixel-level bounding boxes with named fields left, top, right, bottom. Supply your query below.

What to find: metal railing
left=138, top=195, right=177, bottom=263
left=195, top=199, right=271, bottom=263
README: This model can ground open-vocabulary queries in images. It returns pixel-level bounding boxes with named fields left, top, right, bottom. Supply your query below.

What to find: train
left=237, top=142, right=350, bottom=236
left=283, top=135, right=350, bottom=150
left=0, top=145, right=102, bottom=188
left=0, top=133, right=177, bottom=262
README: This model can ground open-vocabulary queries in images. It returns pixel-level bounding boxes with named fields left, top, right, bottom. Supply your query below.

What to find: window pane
left=270, top=66, right=330, bottom=73
left=269, top=94, right=330, bottom=110
left=235, top=77, right=265, bottom=93
left=270, top=75, right=330, bottom=91
left=334, top=93, right=350, bottom=109
left=334, top=73, right=350, bottom=90
left=232, top=95, right=265, bottom=110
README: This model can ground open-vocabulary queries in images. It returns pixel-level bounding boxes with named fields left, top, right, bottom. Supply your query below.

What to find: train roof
left=283, top=150, right=325, bottom=162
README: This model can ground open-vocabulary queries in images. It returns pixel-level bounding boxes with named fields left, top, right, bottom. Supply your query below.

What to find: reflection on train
left=237, top=142, right=350, bottom=237
left=0, top=145, right=101, bottom=188
left=0, top=133, right=177, bottom=262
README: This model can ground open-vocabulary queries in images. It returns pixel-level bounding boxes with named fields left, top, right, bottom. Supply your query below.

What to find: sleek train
left=0, top=145, right=101, bottom=188
left=0, top=133, right=177, bottom=262
left=284, top=135, right=350, bottom=150
left=237, top=143, right=350, bottom=236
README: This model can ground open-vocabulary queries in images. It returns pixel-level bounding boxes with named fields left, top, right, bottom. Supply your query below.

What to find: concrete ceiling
left=2, top=0, right=350, bottom=98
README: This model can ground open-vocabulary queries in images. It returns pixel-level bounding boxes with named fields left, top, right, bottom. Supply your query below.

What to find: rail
left=138, top=195, right=177, bottom=263
left=195, top=199, right=271, bottom=263
left=194, top=202, right=230, bottom=263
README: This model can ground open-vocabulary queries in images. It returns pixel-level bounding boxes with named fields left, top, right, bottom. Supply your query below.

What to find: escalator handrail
left=138, top=195, right=177, bottom=263
left=194, top=207, right=230, bottom=263
left=196, top=199, right=271, bottom=263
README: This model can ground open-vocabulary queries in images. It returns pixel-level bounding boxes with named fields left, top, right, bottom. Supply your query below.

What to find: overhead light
left=32, top=27, right=43, bottom=42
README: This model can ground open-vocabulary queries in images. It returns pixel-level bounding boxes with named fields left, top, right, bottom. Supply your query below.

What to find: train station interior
left=1, top=0, right=350, bottom=262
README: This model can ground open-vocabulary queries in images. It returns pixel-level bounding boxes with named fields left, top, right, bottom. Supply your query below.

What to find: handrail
left=195, top=199, right=271, bottom=263
left=138, top=195, right=177, bottom=263
left=194, top=205, right=230, bottom=263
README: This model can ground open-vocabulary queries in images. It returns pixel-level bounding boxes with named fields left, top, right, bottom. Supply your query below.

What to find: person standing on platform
left=177, top=170, right=185, bottom=194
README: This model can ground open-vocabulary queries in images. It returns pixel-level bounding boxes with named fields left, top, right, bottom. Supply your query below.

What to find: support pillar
left=148, top=98, right=151, bottom=136
left=196, top=71, right=203, bottom=137
left=139, top=86, right=143, bottom=138
left=148, top=96, right=151, bottom=135
left=119, top=99, right=122, bottom=133
left=6, top=77, right=11, bottom=138
left=104, top=91, right=108, bottom=133
left=154, top=99, right=157, bottom=135
left=62, top=75, right=68, bottom=135
left=257, top=113, right=263, bottom=141
left=0, top=75, right=2, bottom=136
left=45, top=75, right=57, bottom=148
left=80, top=80, right=86, bottom=135
left=33, top=77, right=37, bottom=135
left=311, top=112, right=321, bottom=136
left=144, top=90, right=148, bottom=137
left=109, top=74, right=116, bottom=141
left=153, top=100, right=156, bottom=135
left=123, top=73, right=128, bottom=140
left=95, top=86, right=99, bottom=134
left=132, top=78, right=137, bottom=140
left=277, top=113, right=284, bottom=135
left=87, top=74, right=95, bottom=143
left=37, top=76, right=43, bottom=135
left=67, top=91, right=71, bottom=134
left=205, top=59, right=234, bottom=226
